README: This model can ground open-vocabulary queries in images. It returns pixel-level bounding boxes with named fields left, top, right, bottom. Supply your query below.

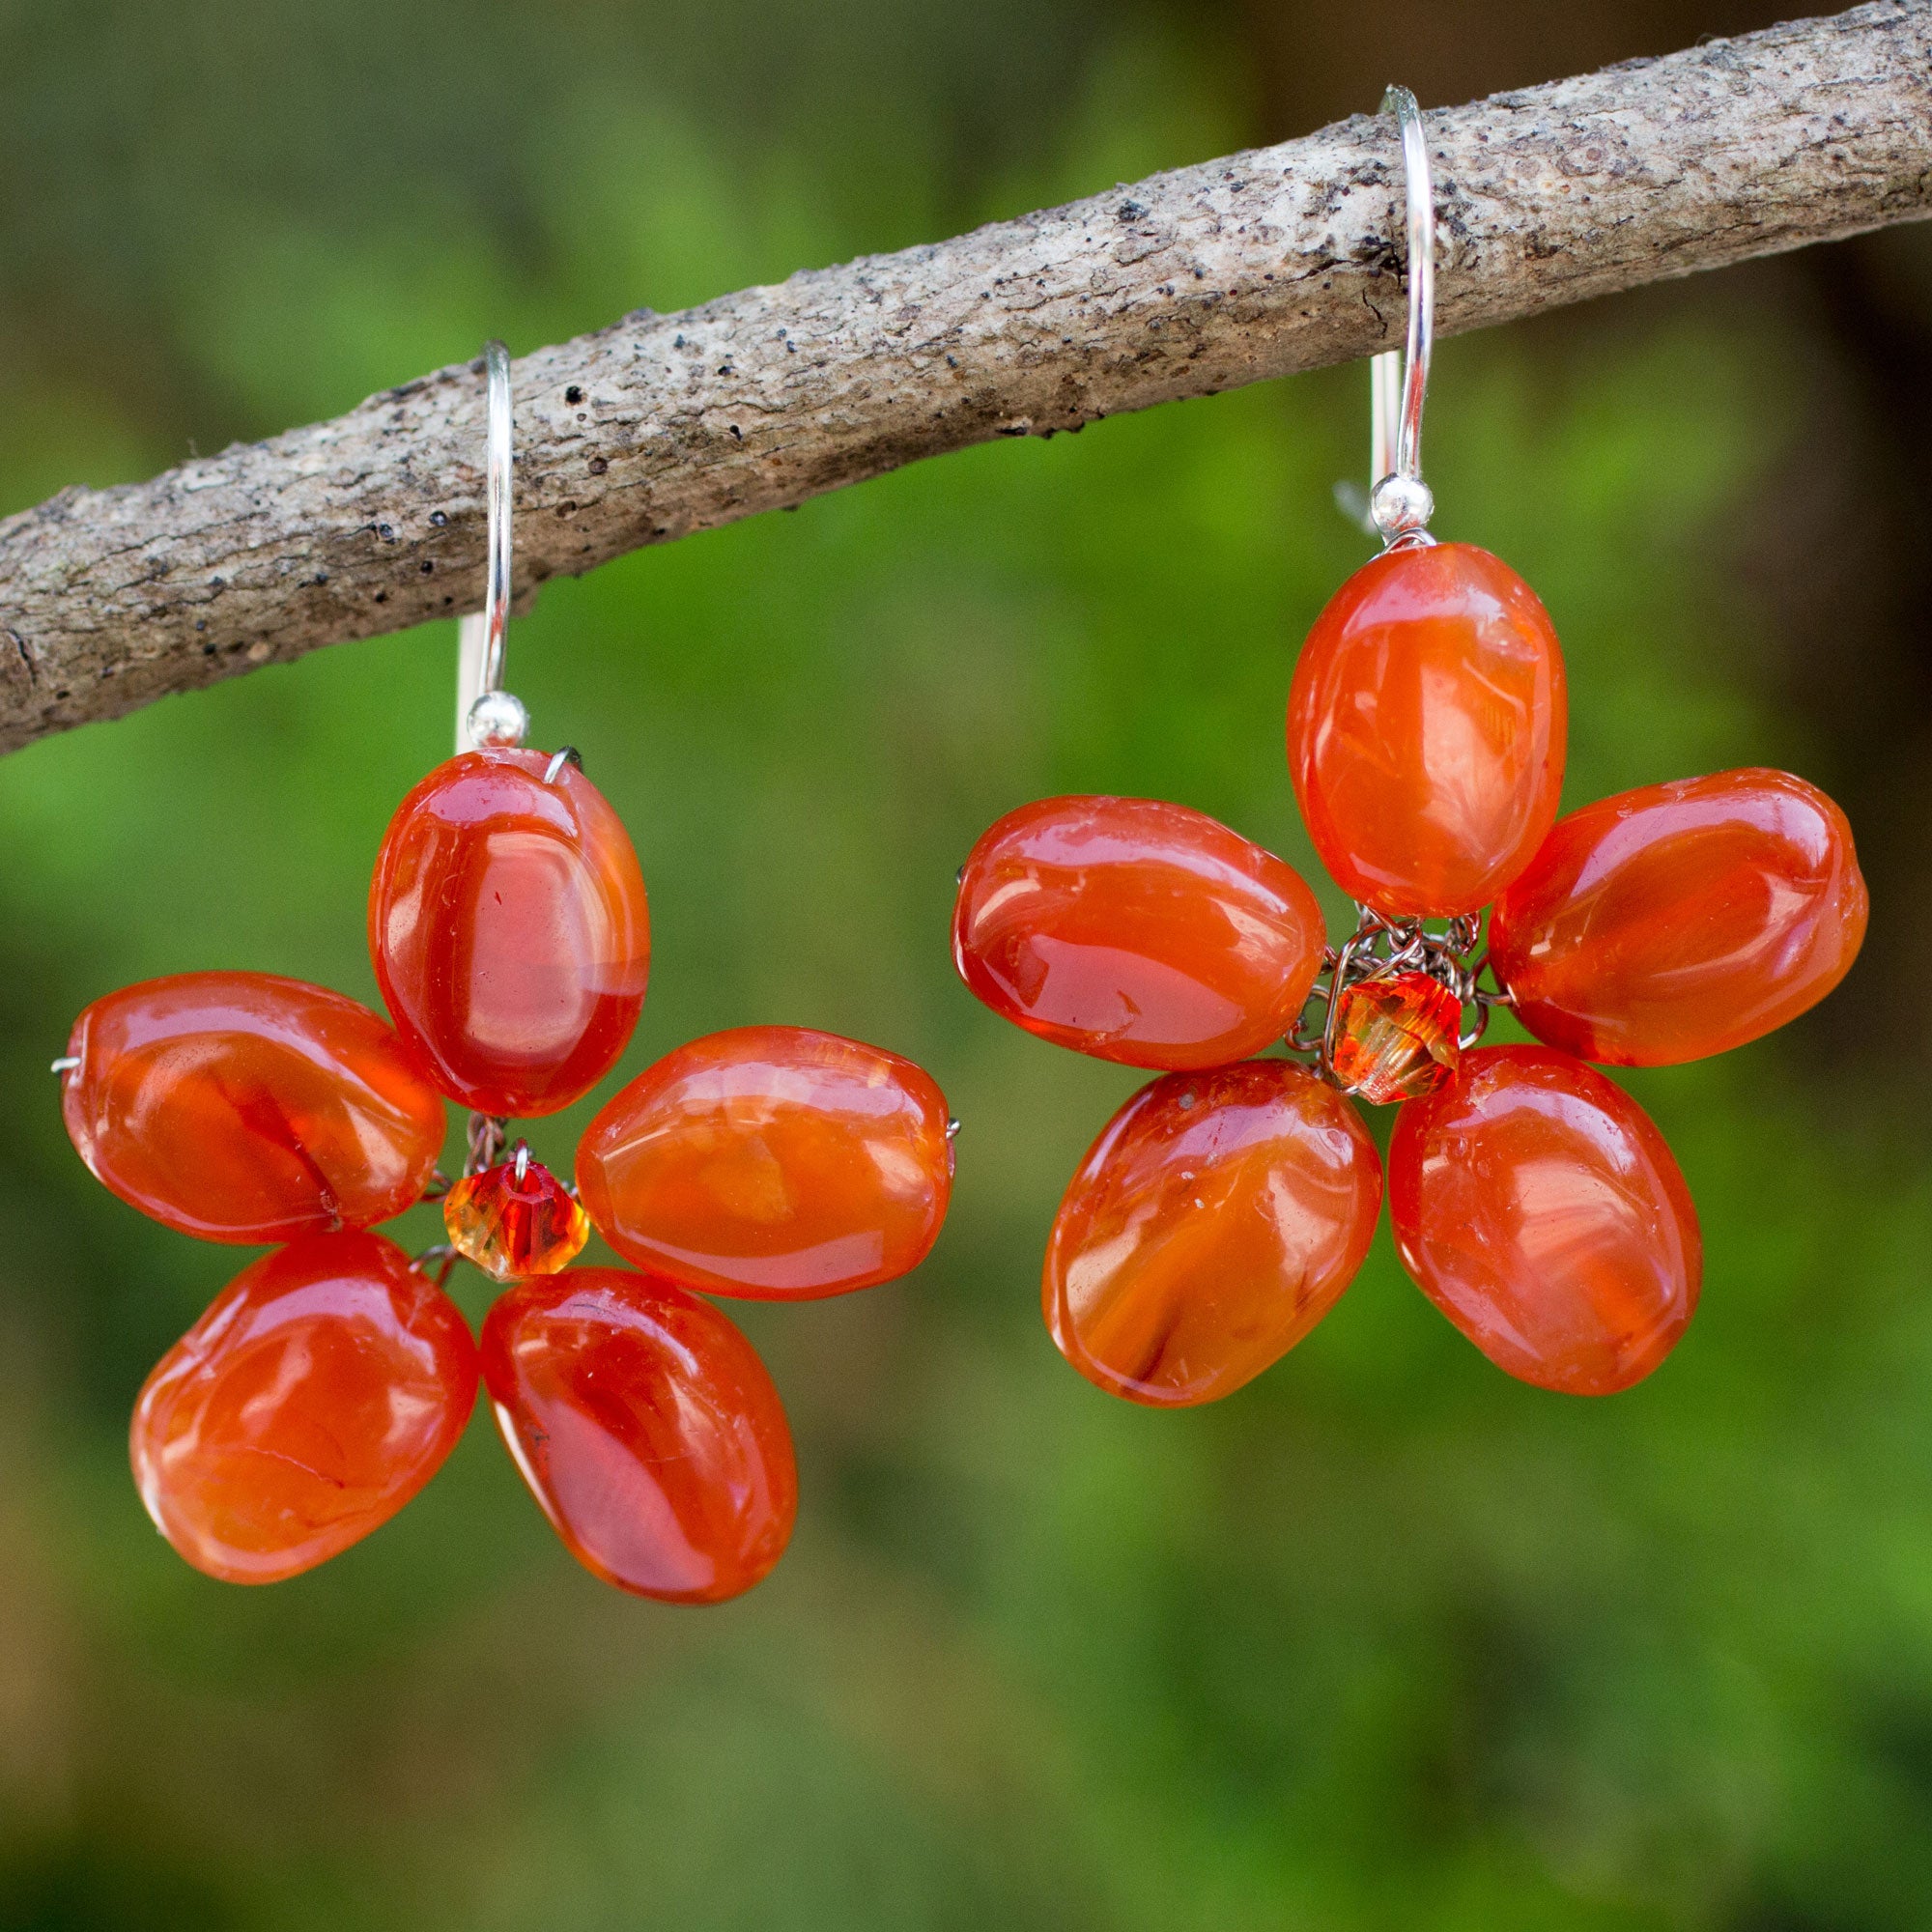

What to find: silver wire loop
left=1369, top=85, right=1436, bottom=549
left=1285, top=905, right=1505, bottom=1095
left=457, top=339, right=528, bottom=752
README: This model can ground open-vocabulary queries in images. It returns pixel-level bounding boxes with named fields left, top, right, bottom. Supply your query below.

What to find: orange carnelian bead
left=1289, top=543, right=1567, bottom=918
left=1388, top=1046, right=1700, bottom=1395
left=482, top=1268, right=796, bottom=1603
left=443, top=1151, right=590, bottom=1281
left=952, top=796, right=1327, bottom=1070
left=1328, top=970, right=1462, bottom=1104
left=1490, top=768, right=1868, bottom=1066
left=62, top=973, right=446, bottom=1244
left=131, top=1232, right=477, bottom=1583
left=1044, top=1059, right=1383, bottom=1406
left=578, top=1026, right=952, bottom=1298
left=370, top=750, right=650, bottom=1117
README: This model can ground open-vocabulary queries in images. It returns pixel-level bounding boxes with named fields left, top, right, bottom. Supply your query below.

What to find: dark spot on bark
left=202, top=641, right=217, bottom=656
left=210, top=576, right=225, bottom=588
left=194, top=620, right=207, bottom=632
left=420, top=560, right=434, bottom=573
left=375, top=591, right=387, bottom=604
left=588, top=456, right=609, bottom=474
left=565, top=385, right=583, bottom=405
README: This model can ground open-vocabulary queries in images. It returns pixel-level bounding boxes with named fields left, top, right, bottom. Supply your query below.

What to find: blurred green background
left=1, top=1, right=1929, bottom=1926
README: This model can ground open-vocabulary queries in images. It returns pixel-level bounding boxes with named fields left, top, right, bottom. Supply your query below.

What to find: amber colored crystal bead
left=443, top=1150, right=590, bottom=1281
left=952, top=795, right=1327, bottom=1070
left=61, top=972, right=446, bottom=1244
left=1288, top=543, right=1568, bottom=919
left=130, top=1232, right=478, bottom=1584
left=369, top=749, right=650, bottom=1117
left=482, top=1267, right=796, bottom=1603
left=1329, top=971, right=1462, bottom=1104
left=577, top=1025, right=952, bottom=1299
left=1489, top=768, right=1868, bottom=1067
left=1044, top=1059, right=1383, bottom=1406
left=1388, top=1046, right=1701, bottom=1396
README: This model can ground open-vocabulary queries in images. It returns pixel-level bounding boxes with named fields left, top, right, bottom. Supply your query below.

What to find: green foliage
left=0, top=6, right=1921, bottom=1928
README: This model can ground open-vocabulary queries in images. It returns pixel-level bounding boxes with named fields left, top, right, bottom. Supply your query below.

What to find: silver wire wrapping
left=465, top=1112, right=509, bottom=1177
left=1286, top=906, right=1516, bottom=1092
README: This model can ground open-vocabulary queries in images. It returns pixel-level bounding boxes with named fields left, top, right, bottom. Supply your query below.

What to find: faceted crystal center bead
left=444, top=1145, right=591, bottom=1281
left=1328, top=970, right=1463, bottom=1104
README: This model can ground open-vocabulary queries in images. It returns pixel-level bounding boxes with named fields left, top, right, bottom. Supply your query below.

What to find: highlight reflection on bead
left=1045, top=1059, right=1383, bottom=1406
left=61, top=972, right=446, bottom=1244
left=130, top=1232, right=478, bottom=1583
left=482, top=1268, right=797, bottom=1603
left=578, top=1026, right=952, bottom=1299
left=369, top=748, right=650, bottom=1117
left=1388, top=1046, right=1701, bottom=1395
left=1289, top=542, right=1567, bottom=919
left=952, top=794, right=1327, bottom=1070
left=1490, top=768, right=1867, bottom=1066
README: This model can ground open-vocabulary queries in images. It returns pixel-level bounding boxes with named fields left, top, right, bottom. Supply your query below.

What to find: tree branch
left=2, top=1, right=1928, bottom=754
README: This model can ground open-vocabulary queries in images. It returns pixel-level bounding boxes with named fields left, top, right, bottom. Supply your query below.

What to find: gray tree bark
left=1, top=0, right=1928, bottom=754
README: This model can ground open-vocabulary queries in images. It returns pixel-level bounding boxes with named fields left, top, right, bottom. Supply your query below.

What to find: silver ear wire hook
left=456, top=339, right=530, bottom=753
left=1368, top=85, right=1436, bottom=549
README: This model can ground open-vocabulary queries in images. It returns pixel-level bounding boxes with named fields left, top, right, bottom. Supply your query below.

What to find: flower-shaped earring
left=952, top=90, right=1866, bottom=1406
left=57, top=343, right=954, bottom=1597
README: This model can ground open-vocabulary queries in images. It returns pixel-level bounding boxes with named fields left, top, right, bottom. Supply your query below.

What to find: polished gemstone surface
left=369, top=749, right=650, bottom=1117
left=444, top=1151, right=590, bottom=1280
left=1388, top=1045, right=1701, bottom=1395
left=952, top=795, right=1327, bottom=1069
left=1328, top=970, right=1462, bottom=1103
left=1490, top=768, right=1868, bottom=1065
left=482, top=1267, right=796, bottom=1603
left=1044, top=1059, right=1383, bottom=1406
left=1288, top=543, right=1567, bottom=918
left=130, top=1232, right=478, bottom=1583
left=578, top=1025, right=953, bottom=1299
left=61, top=972, right=446, bottom=1244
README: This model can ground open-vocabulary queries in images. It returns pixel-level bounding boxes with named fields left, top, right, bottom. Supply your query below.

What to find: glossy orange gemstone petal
left=952, top=794, right=1326, bottom=1070
left=482, top=1267, right=797, bottom=1604
left=577, top=1026, right=953, bottom=1300
left=1044, top=1059, right=1383, bottom=1406
left=1288, top=543, right=1567, bottom=918
left=444, top=1154, right=590, bottom=1280
left=1490, top=768, right=1868, bottom=1066
left=1388, top=1045, right=1701, bottom=1395
left=62, top=972, right=446, bottom=1244
left=130, top=1232, right=478, bottom=1583
left=369, top=749, right=650, bottom=1117
left=1328, top=970, right=1462, bottom=1104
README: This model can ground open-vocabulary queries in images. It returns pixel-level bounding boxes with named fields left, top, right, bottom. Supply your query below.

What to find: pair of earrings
left=55, top=92, right=1866, bottom=1605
